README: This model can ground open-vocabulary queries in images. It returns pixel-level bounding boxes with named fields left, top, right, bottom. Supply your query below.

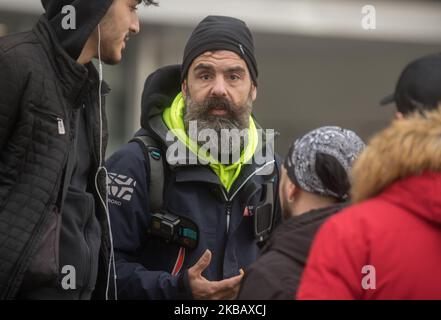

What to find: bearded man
left=106, top=16, right=281, bottom=300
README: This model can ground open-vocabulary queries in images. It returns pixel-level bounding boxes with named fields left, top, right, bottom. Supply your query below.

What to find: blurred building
left=1, top=0, right=441, bottom=156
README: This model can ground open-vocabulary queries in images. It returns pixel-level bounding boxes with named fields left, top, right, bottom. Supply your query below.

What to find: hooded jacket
left=237, top=204, right=346, bottom=300
left=297, top=108, right=441, bottom=299
left=0, top=0, right=113, bottom=299
left=106, top=64, right=281, bottom=299
left=41, top=0, right=113, bottom=60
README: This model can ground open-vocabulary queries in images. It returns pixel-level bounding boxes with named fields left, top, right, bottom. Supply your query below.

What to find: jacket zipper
left=88, top=93, right=112, bottom=298
left=220, top=160, right=275, bottom=203
left=215, top=161, right=275, bottom=280
left=225, top=202, right=232, bottom=233
left=220, top=160, right=275, bottom=234
left=57, top=118, right=66, bottom=135
left=31, top=108, right=65, bottom=135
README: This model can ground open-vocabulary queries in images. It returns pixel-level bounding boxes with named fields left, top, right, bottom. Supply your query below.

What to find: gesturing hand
left=188, top=249, right=244, bottom=300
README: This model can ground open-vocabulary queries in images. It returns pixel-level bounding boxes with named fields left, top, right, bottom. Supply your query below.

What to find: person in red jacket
left=297, top=107, right=441, bottom=300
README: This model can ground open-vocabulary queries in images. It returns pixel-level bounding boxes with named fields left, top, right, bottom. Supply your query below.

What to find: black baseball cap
left=380, top=53, right=441, bottom=115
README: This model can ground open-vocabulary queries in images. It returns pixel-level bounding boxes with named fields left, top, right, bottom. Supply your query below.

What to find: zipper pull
left=226, top=202, right=232, bottom=233
left=57, top=118, right=65, bottom=135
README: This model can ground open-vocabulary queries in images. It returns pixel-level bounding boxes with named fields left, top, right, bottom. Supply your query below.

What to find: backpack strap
left=130, top=135, right=165, bottom=213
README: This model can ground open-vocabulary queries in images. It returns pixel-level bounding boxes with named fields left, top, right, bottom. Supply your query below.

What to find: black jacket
left=106, top=65, right=282, bottom=299
left=237, top=204, right=346, bottom=300
left=0, top=12, right=111, bottom=299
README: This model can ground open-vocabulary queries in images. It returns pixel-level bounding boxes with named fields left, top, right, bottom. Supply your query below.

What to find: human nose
left=130, top=14, right=140, bottom=35
left=210, top=76, right=228, bottom=97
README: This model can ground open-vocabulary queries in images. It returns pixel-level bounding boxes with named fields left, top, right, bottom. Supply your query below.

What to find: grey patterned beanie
left=284, top=126, right=365, bottom=200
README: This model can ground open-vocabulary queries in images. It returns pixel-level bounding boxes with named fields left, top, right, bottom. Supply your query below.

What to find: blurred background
left=1, top=0, right=441, bottom=156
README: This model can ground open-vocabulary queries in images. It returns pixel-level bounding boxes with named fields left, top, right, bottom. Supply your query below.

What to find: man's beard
left=183, top=91, right=253, bottom=164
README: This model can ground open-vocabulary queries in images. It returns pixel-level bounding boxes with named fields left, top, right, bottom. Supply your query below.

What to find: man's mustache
left=203, top=96, right=234, bottom=116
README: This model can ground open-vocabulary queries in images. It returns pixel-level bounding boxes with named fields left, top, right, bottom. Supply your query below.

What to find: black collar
left=33, top=15, right=110, bottom=106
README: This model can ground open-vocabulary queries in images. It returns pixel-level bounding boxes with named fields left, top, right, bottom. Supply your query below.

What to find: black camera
left=253, top=182, right=275, bottom=243
left=148, top=211, right=199, bottom=250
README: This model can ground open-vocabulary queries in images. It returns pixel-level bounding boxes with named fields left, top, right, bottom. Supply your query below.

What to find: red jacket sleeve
left=296, top=210, right=368, bottom=300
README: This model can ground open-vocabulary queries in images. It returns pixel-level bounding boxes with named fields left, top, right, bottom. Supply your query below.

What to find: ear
left=251, top=83, right=257, bottom=101
left=394, top=111, right=404, bottom=120
left=181, top=80, right=187, bottom=99
left=287, top=181, right=297, bottom=202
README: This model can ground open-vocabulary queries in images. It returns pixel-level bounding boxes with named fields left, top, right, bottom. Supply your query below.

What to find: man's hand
left=188, top=249, right=244, bottom=300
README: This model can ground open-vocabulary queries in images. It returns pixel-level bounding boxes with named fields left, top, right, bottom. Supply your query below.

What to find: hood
left=351, top=107, right=441, bottom=224
left=264, top=204, right=346, bottom=260
left=41, top=0, right=113, bottom=60
left=140, top=64, right=182, bottom=130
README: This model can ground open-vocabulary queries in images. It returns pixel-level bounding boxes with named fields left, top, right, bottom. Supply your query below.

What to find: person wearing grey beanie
left=283, top=126, right=365, bottom=204
left=238, top=126, right=365, bottom=300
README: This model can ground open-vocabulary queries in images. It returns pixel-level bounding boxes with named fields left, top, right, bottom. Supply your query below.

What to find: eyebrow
left=193, top=64, right=246, bottom=74
left=225, top=66, right=246, bottom=74
left=193, top=64, right=215, bottom=73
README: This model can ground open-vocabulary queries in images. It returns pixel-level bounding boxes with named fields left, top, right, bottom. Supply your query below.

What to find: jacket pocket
left=29, top=104, right=66, bottom=136
left=58, top=187, right=101, bottom=291
left=20, top=204, right=61, bottom=289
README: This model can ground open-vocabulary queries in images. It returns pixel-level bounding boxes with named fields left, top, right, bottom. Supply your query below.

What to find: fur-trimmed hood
left=351, top=107, right=441, bottom=209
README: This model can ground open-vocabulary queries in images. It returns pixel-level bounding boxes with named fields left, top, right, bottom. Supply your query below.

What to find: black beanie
left=41, top=0, right=113, bottom=60
left=181, top=15, right=258, bottom=85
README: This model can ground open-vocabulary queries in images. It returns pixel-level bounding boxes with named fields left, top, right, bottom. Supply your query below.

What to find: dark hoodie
left=15, top=0, right=113, bottom=300
left=237, top=204, right=346, bottom=300
left=41, top=0, right=113, bottom=60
